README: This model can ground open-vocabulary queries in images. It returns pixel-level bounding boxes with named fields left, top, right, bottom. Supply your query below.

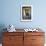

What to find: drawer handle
left=9, top=38, right=13, bottom=40
left=32, top=39, right=36, bottom=40
left=9, top=38, right=12, bottom=40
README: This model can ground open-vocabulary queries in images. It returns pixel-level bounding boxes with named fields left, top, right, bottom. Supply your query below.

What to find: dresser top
left=3, top=29, right=44, bottom=33
left=15, top=29, right=44, bottom=32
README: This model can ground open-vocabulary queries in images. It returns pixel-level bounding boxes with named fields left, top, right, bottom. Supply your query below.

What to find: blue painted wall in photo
left=0, top=0, right=46, bottom=32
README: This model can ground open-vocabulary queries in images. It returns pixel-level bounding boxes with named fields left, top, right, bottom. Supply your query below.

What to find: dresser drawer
left=24, top=32, right=44, bottom=36
left=24, top=36, right=32, bottom=42
left=3, top=35, right=23, bottom=44
left=3, top=43, right=23, bottom=46
left=32, top=44, right=44, bottom=46
left=32, top=36, right=45, bottom=44
left=24, top=36, right=32, bottom=46
left=3, top=44, right=15, bottom=46
left=3, top=32, right=23, bottom=36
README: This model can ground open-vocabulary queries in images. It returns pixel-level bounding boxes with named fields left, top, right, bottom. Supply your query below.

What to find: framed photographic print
left=21, top=5, right=33, bottom=21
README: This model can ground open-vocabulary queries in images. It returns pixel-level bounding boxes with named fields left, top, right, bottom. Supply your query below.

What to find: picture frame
left=21, top=5, right=33, bottom=21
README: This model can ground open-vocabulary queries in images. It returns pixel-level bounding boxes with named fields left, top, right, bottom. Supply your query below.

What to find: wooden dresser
left=2, top=31, right=45, bottom=46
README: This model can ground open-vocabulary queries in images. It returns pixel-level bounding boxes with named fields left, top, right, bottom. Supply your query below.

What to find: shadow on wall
left=0, top=24, right=7, bottom=43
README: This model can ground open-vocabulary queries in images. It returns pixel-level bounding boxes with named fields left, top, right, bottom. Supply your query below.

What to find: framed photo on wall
left=21, top=5, right=33, bottom=21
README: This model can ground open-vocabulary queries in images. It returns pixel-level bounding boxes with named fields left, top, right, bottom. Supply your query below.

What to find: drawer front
left=3, top=36, right=23, bottom=46
left=32, top=36, right=45, bottom=44
left=24, top=32, right=44, bottom=36
left=3, top=36, right=9, bottom=44
left=3, top=32, right=23, bottom=36
left=24, top=36, right=32, bottom=46
left=32, top=44, right=44, bottom=46
left=3, top=43, right=23, bottom=46
left=3, top=36, right=23, bottom=43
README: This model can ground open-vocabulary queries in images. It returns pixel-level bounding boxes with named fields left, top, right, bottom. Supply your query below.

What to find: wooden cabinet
left=2, top=32, right=45, bottom=46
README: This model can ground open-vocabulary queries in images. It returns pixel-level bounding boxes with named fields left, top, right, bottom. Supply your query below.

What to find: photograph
left=21, top=5, right=33, bottom=21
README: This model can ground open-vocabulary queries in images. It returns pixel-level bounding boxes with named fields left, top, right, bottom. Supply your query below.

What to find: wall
left=0, top=0, right=46, bottom=44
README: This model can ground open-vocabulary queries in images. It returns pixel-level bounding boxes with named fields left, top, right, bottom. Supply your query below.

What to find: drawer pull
left=9, top=38, right=13, bottom=40
left=32, top=39, right=36, bottom=40
left=9, top=38, right=12, bottom=40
